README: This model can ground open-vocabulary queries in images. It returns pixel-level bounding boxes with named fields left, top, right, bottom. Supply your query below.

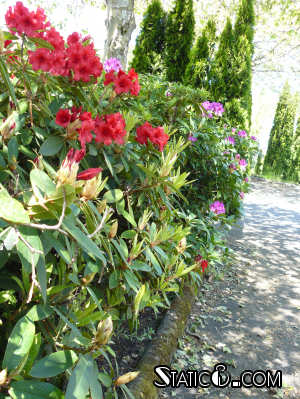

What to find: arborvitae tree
left=130, top=0, right=166, bottom=74
left=233, top=0, right=255, bottom=127
left=255, top=149, right=264, bottom=175
left=263, top=82, right=297, bottom=178
left=164, top=0, right=195, bottom=82
left=210, top=0, right=254, bottom=129
left=291, top=117, right=300, bottom=182
left=184, top=19, right=216, bottom=89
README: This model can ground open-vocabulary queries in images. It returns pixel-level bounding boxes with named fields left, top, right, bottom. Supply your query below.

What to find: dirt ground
left=159, top=178, right=300, bottom=399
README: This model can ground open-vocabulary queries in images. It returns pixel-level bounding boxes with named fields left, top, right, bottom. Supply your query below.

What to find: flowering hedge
left=0, top=3, right=257, bottom=398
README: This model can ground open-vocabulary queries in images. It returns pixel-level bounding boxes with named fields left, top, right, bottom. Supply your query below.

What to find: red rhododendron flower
left=201, top=260, right=208, bottom=273
left=128, top=68, right=140, bottom=96
left=94, top=112, right=126, bottom=146
left=28, top=48, right=52, bottom=72
left=55, top=109, right=71, bottom=127
left=77, top=167, right=102, bottom=181
left=136, top=122, right=169, bottom=152
left=78, top=118, right=95, bottom=149
left=104, top=70, right=116, bottom=86
left=5, top=2, right=49, bottom=37
left=4, top=40, right=12, bottom=48
left=114, top=70, right=132, bottom=94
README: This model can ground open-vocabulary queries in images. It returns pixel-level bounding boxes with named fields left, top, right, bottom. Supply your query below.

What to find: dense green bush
left=0, top=2, right=257, bottom=398
left=130, top=0, right=166, bottom=74
left=164, top=0, right=195, bottom=82
left=184, top=19, right=216, bottom=89
left=263, top=82, right=297, bottom=179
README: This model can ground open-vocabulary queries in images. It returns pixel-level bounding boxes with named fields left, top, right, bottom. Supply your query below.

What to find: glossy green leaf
left=30, top=350, right=78, bottom=378
left=16, top=226, right=43, bottom=273
left=26, top=304, right=53, bottom=322
left=40, top=136, right=64, bottom=156
left=0, top=56, right=18, bottom=111
left=0, top=186, right=30, bottom=224
left=28, top=36, right=55, bottom=50
left=2, top=315, right=35, bottom=371
left=9, top=381, right=63, bottom=399
left=65, top=355, right=91, bottom=399
left=30, top=169, right=56, bottom=195
left=103, top=189, right=123, bottom=203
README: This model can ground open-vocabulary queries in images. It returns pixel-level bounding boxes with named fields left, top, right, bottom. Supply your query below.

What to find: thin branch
left=24, top=188, right=68, bottom=233
left=88, top=207, right=110, bottom=239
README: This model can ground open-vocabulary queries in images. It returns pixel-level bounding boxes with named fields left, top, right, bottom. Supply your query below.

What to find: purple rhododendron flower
left=239, top=159, right=247, bottom=168
left=165, top=90, right=172, bottom=97
left=104, top=57, right=122, bottom=73
left=188, top=135, right=197, bottom=142
left=201, top=101, right=225, bottom=118
left=225, top=136, right=235, bottom=145
left=232, top=128, right=236, bottom=133
left=250, top=136, right=257, bottom=141
left=235, top=154, right=240, bottom=160
left=238, top=130, right=247, bottom=137
left=240, top=191, right=245, bottom=199
left=210, top=201, right=225, bottom=215
left=244, top=177, right=249, bottom=183
left=223, top=151, right=230, bottom=155
left=229, top=163, right=237, bottom=170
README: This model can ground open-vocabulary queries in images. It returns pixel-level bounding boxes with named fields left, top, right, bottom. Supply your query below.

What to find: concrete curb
left=128, top=284, right=197, bottom=399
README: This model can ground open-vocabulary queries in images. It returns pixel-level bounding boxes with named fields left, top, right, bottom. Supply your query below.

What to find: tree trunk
left=104, top=0, right=136, bottom=69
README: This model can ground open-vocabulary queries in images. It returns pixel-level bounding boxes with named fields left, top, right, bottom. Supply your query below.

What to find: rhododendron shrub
left=0, top=3, right=257, bottom=398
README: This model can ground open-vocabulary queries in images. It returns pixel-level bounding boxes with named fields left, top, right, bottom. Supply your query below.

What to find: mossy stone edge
left=128, top=283, right=197, bottom=399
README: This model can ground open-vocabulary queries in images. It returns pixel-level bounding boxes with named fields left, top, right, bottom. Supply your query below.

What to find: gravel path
left=159, top=178, right=300, bottom=399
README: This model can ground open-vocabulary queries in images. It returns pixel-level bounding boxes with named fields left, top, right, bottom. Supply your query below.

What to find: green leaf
left=90, top=359, right=103, bottom=399
left=41, top=231, right=72, bottom=264
left=30, top=350, right=78, bottom=378
left=36, top=256, right=47, bottom=303
left=23, top=333, right=42, bottom=374
left=7, top=137, right=19, bottom=163
left=26, top=304, right=53, bottom=322
left=28, top=36, right=55, bottom=50
left=62, top=216, right=106, bottom=261
left=0, top=56, right=19, bottom=111
left=3, top=227, right=19, bottom=250
left=9, top=381, right=63, bottom=399
left=30, top=169, right=56, bottom=195
left=65, top=355, right=91, bottom=399
left=98, top=372, right=113, bottom=388
left=134, top=284, right=146, bottom=319
left=16, top=226, right=43, bottom=273
left=103, top=189, right=123, bottom=203
left=0, top=186, right=30, bottom=224
left=2, top=315, right=35, bottom=372
left=121, top=230, right=136, bottom=239
left=109, top=270, right=120, bottom=289
left=40, top=136, right=64, bottom=157
left=124, top=270, right=139, bottom=292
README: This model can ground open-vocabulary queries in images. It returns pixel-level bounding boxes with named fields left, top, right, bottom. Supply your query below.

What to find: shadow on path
left=160, top=178, right=300, bottom=399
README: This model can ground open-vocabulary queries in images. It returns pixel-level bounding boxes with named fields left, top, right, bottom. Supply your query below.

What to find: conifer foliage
left=164, top=0, right=195, bottom=82
left=291, top=118, right=300, bottom=182
left=210, top=0, right=254, bottom=129
left=263, top=82, right=298, bottom=178
left=184, top=19, right=216, bottom=89
left=130, top=0, right=166, bottom=73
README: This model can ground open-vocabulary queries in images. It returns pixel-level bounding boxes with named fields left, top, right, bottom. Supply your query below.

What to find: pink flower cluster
left=6, top=2, right=103, bottom=81
left=103, top=58, right=122, bottom=73
left=237, top=130, right=247, bottom=138
left=201, top=101, right=225, bottom=118
left=210, top=201, right=225, bottom=215
left=225, top=136, right=235, bottom=145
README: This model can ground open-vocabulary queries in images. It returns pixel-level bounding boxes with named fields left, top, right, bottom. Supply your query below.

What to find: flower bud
left=81, top=177, right=98, bottom=201
left=0, top=30, right=4, bottom=53
left=108, top=221, right=118, bottom=239
left=95, top=316, right=113, bottom=345
left=176, top=237, right=187, bottom=254
left=0, top=369, right=7, bottom=386
left=81, top=273, right=96, bottom=285
left=57, top=148, right=85, bottom=187
left=97, top=199, right=107, bottom=213
left=114, top=371, right=140, bottom=386
left=66, top=119, right=82, bottom=140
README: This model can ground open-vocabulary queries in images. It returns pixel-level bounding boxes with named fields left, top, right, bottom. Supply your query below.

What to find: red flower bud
left=77, top=167, right=102, bottom=181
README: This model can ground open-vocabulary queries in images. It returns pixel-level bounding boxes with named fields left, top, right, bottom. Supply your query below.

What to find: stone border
left=128, top=284, right=197, bottom=399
